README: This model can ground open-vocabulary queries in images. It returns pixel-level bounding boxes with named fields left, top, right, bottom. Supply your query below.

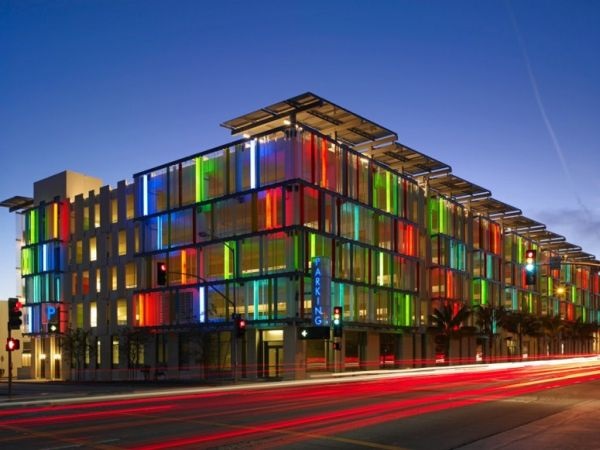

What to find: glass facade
left=13, top=95, right=600, bottom=381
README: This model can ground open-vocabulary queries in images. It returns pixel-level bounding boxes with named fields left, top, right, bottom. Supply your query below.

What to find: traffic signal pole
left=7, top=324, right=12, bottom=396
left=6, top=298, right=22, bottom=396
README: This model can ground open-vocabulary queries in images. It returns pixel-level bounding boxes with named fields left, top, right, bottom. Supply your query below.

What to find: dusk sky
left=1, top=0, right=599, bottom=299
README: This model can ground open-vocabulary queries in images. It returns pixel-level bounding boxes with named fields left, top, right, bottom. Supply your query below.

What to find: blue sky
left=1, top=0, right=599, bottom=299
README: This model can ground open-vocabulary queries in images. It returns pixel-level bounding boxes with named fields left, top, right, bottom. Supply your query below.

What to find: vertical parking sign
left=311, top=257, right=331, bottom=326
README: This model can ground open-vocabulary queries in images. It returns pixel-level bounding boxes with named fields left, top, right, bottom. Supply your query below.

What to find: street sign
left=549, top=256, right=562, bottom=270
left=297, top=326, right=330, bottom=340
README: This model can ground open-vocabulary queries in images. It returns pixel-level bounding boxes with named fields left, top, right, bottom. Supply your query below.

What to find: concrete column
left=167, top=332, right=178, bottom=378
left=245, top=328, right=258, bottom=380
left=364, top=331, right=380, bottom=371
left=284, top=326, right=304, bottom=380
left=399, top=333, right=413, bottom=368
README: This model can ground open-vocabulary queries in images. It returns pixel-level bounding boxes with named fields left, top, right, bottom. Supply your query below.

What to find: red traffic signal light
left=525, top=249, right=537, bottom=286
left=233, top=313, right=246, bottom=338
left=525, top=250, right=536, bottom=271
left=6, top=337, right=20, bottom=352
left=157, top=262, right=167, bottom=286
left=8, top=297, right=23, bottom=330
left=332, top=306, right=343, bottom=337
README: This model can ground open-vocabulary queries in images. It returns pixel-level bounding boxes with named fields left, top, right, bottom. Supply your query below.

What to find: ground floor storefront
left=22, top=325, right=600, bottom=381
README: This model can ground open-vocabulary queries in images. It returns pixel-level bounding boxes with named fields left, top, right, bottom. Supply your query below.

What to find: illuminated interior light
left=250, top=139, right=257, bottom=189
left=42, top=244, right=47, bottom=272
left=195, top=156, right=202, bottom=203
left=53, top=203, right=58, bottom=238
left=266, top=191, right=272, bottom=229
left=157, top=216, right=163, bottom=249
left=253, top=280, right=259, bottom=320
left=199, top=287, right=206, bottom=323
left=283, top=119, right=291, bottom=125
left=142, top=174, right=149, bottom=216
left=30, top=210, right=37, bottom=244
left=243, top=133, right=250, bottom=139
left=224, top=244, right=231, bottom=279
left=354, top=205, right=359, bottom=240
left=379, top=252, right=384, bottom=286
left=321, top=139, right=327, bottom=186
left=386, top=172, right=391, bottom=212
left=181, top=250, right=187, bottom=285
left=439, top=198, right=446, bottom=234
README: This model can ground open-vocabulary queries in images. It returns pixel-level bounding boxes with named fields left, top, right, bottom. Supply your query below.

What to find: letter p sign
left=47, top=305, right=57, bottom=321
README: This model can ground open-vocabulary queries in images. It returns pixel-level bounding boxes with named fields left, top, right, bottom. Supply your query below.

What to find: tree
left=119, top=327, right=151, bottom=380
left=473, top=304, right=505, bottom=363
left=181, top=327, right=213, bottom=378
left=60, top=328, right=96, bottom=380
left=500, top=311, right=541, bottom=360
left=540, top=315, right=565, bottom=357
left=570, top=318, right=598, bottom=355
left=430, top=302, right=471, bottom=365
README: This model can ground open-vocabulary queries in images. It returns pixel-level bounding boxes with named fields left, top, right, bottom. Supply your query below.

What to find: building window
left=72, top=272, right=78, bottom=296
left=90, top=237, right=97, bottom=261
left=76, top=303, right=84, bottom=328
left=112, top=336, right=119, bottom=367
left=82, top=270, right=90, bottom=295
left=83, top=206, right=90, bottom=231
left=96, top=268, right=101, bottom=292
left=125, top=262, right=137, bottom=289
left=76, top=240, right=83, bottom=264
left=117, top=299, right=127, bottom=326
left=111, top=267, right=117, bottom=291
left=111, top=198, right=118, bottom=223
left=118, top=230, right=127, bottom=256
left=134, top=225, right=140, bottom=253
left=94, top=203, right=101, bottom=228
left=90, top=301, right=97, bottom=328
left=126, top=193, right=134, bottom=219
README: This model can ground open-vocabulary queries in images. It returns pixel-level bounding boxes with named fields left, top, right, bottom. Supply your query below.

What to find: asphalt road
left=1, top=359, right=600, bottom=449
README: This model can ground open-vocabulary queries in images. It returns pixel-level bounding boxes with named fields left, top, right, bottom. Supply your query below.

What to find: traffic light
left=525, top=249, right=537, bottom=286
left=157, top=262, right=167, bottom=286
left=6, top=337, right=20, bottom=352
left=8, top=297, right=23, bottom=330
left=332, top=306, right=343, bottom=337
left=233, top=313, right=246, bottom=338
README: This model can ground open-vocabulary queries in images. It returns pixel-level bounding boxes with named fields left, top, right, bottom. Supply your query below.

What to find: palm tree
left=500, top=311, right=541, bottom=360
left=571, top=317, right=598, bottom=355
left=540, top=315, right=565, bottom=357
left=430, top=302, right=471, bottom=365
left=473, top=304, right=505, bottom=363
